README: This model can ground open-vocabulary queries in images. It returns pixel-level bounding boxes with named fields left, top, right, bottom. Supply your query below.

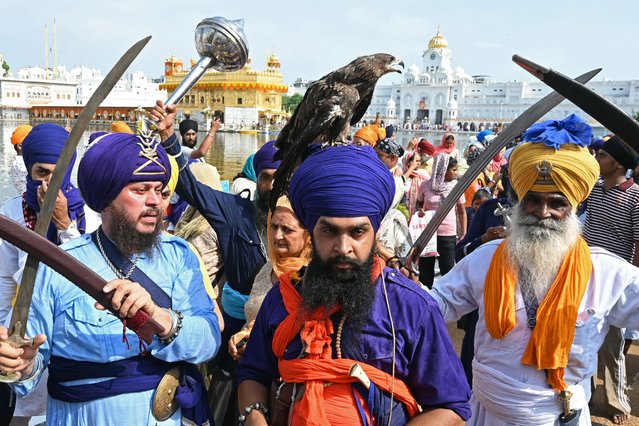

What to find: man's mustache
left=516, top=215, right=564, bottom=231
left=139, top=207, right=163, bottom=219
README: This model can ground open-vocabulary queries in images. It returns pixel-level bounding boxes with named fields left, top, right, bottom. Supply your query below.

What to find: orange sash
left=271, top=265, right=420, bottom=425
left=484, top=237, right=592, bottom=392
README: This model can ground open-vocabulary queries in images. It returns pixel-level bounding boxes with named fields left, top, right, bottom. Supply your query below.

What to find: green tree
left=1, top=60, right=9, bottom=77
left=282, top=93, right=303, bottom=113
left=633, top=111, right=639, bottom=123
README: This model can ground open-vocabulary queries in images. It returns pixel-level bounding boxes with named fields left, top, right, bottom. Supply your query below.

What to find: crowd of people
left=0, top=101, right=638, bottom=426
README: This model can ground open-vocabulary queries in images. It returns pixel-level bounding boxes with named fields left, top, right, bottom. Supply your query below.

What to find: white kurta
left=429, top=239, right=639, bottom=426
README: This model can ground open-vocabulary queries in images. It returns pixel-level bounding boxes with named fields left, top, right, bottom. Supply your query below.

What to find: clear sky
left=2, top=0, right=637, bottom=86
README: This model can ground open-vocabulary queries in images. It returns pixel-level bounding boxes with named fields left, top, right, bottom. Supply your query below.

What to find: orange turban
left=111, top=121, right=133, bottom=133
left=509, top=142, right=599, bottom=208
left=11, top=125, right=32, bottom=145
left=354, top=124, right=383, bottom=146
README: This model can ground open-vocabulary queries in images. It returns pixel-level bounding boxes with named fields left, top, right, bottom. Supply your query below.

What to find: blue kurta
left=236, top=267, right=472, bottom=420
left=12, top=233, right=221, bottom=425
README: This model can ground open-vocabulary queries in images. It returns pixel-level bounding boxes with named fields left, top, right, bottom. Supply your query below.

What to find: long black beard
left=301, top=246, right=376, bottom=331
left=106, top=203, right=163, bottom=257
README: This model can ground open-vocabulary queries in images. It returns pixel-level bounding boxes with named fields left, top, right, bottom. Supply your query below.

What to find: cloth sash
left=271, top=266, right=420, bottom=426
left=483, top=237, right=592, bottom=392
left=222, top=282, right=249, bottom=320
left=91, top=228, right=172, bottom=309
left=472, top=360, right=587, bottom=425
left=48, top=356, right=212, bottom=425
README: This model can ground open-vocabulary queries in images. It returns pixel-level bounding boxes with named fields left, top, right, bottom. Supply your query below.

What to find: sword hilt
left=558, top=389, right=574, bottom=418
left=0, top=321, right=34, bottom=383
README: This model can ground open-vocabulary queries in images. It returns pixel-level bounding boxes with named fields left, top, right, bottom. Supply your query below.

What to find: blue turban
left=522, top=113, right=592, bottom=149
left=179, top=119, right=198, bottom=136
left=21, top=123, right=86, bottom=243
left=288, top=145, right=395, bottom=234
left=88, top=131, right=108, bottom=145
left=78, top=133, right=172, bottom=212
left=477, top=129, right=494, bottom=143
left=241, top=153, right=257, bottom=182
left=385, top=125, right=395, bottom=138
left=253, top=141, right=281, bottom=177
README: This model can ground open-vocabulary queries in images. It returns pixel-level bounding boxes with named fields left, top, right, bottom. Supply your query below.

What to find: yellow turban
left=509, top=142, right=599, bottom=208
left=354, top=124, right=383, bottom=146
left=111, top=121, right=133, bottom=134
left=166, top=155, right=179, bottom=195
left=11, top=125, right=32, bottom=145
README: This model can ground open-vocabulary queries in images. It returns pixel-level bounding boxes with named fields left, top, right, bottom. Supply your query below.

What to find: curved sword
left=513, top=54, right=639, bottom=153
left=4, top=36, right=152, bottom=373
left=0, top=216, right=162, bottom=343
left=403, top=66, right=601, bottom=273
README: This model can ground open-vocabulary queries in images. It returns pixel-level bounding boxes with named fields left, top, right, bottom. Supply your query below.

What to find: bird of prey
left=271, top=53, right=404, bottom=211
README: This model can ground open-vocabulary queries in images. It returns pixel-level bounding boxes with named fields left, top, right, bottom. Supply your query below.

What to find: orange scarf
left=271, top=264, right=420, bottom=425
left=484, top=237, right=592, bottom=392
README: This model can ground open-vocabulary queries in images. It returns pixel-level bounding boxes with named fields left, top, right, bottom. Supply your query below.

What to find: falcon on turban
left=271, top=53, right=403, bottom=211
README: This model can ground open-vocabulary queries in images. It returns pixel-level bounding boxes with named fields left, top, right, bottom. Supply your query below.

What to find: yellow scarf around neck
left=484, top=237, right=592, bottom=391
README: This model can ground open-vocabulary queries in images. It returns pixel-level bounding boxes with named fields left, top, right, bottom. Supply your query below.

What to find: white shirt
left=430, top=240, right=639, bottom=425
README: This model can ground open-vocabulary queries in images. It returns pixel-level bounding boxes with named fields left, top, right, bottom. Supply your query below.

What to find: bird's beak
left=392, top=59, right=404, bottom=73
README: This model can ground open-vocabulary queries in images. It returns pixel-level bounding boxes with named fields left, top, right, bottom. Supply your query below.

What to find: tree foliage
left=282, top=93, right=303, bottom=113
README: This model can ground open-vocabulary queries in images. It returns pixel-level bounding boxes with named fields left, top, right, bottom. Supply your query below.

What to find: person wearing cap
left=583, top=135, right=639, bottom=424
left=374, top=139, right=413, bottom=273
left=430, top=114, right=639, bottom=425
left=151, top=101, right=280, bottom=425
left=9, top=124, right=31, bottom=194
left=236, top=144, right=470, bottom=425
left=0, top=132, right=221, bottom=425
left=178, top=116, right=221, bottom=161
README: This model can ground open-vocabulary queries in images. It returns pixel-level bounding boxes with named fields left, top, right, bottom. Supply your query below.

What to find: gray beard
left=507, top=204, right=581, bottom=300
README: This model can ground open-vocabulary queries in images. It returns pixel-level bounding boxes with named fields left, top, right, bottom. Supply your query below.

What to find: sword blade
left=513, top=54, right=639, bottom=153
left=0, top=216, right=162, bottom=343
left=403, top=66, right=601, bottom=270
left=10, top=35, right=152, bottom=335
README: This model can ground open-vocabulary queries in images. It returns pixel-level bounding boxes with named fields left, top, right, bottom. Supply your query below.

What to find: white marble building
left=365, top=30, right=639, bottom=133
left=0, top=59, right=165, bottom=120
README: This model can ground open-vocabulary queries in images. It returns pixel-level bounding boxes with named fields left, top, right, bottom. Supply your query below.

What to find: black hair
left=447, top=157, right=458, bottom=169
left=473, top=188, right=491, bottom=201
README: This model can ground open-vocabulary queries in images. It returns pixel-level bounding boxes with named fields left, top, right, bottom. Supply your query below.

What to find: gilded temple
left=161, top=53, right=289, bottom=129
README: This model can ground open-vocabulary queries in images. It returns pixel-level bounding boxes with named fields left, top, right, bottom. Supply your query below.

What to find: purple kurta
left=236, top=267, right=472, bottom=420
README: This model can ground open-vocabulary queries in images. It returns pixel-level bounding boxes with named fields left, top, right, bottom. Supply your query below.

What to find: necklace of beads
left=335, top=314, right=347, bottom=359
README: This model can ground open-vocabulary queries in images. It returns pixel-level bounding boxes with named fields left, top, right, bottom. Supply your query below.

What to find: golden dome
left=428, top=30, right=448, bottom=49
left=267, top=53, right=281, bottom=68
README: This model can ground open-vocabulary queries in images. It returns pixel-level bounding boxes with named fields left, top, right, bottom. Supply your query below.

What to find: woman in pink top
left=416, top=154, right=466, bottom=288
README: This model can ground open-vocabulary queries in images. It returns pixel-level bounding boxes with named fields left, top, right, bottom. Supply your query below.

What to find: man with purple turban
left=0, top=122, right=91, bottom=425
left=236, top=145, right=471, bottom=425
left=151, top=100, right=280, bottom=425
left=0, top=132, right=221, bottom=425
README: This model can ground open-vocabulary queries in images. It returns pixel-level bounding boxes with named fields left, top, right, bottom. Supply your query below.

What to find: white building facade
left=0, top=61, right=165, bottom=121
left=365, top=30, right=639, bottom=133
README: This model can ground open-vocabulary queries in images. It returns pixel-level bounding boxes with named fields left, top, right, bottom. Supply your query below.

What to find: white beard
left=506, top=204, right=582, bottom=300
